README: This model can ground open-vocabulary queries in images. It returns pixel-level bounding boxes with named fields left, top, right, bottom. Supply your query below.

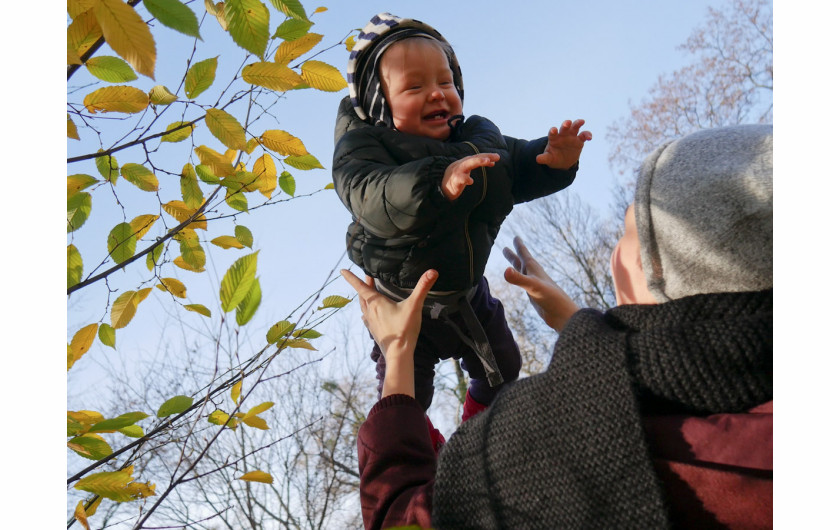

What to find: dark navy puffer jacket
left=332, top=96, right=577, bottom=292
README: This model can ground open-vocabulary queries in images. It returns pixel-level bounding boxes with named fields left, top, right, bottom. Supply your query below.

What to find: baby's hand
left=535, top=119, right=593, bottom=170
left=442, top=153, right=501, bottom=201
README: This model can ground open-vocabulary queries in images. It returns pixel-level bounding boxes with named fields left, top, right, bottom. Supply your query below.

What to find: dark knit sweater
left=357, top=289, right=772, bottom=529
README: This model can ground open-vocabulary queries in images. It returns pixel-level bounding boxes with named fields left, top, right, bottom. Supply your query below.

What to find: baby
left=332, top=13, right=591, bottom=442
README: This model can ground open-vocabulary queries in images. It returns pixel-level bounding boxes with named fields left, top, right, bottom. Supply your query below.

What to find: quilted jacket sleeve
left=333, top=126, right=483, bottom=239
left=504, top=135, right=578, bottom=204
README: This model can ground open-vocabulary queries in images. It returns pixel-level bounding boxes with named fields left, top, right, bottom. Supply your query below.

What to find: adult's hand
left=503, top=237, right=579, bottom=333
left=340, top=269, right=438, bottom=397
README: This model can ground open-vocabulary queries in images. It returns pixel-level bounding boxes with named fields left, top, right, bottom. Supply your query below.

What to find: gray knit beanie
left=634, top=124, right=773, bottom=302
left=346, top=12, right=464, bottom=127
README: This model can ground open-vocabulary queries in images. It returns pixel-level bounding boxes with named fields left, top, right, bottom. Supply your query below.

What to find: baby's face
left=379, top=39, right=462, bottom=140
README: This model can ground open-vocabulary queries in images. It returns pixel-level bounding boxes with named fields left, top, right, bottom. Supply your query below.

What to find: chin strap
left=447, top=114, right=465, bottom=139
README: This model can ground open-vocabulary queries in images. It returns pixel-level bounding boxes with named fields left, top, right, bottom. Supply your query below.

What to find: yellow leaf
left=253, top=154, right=277, bottom=198
left=129, top=214, right=159, bottom=240
left=344, top=35, right=355, bottom=52
left=278, top=338, right=317, bottom=351
left=273, top=33, right=322, bottom=65
left=84, top=85, right=149, bottom=114
left=260, top=130, right=307, bottom=156
left=231, top=380, right=242, bottom=404
left=300, top=60, right=346, bottom=92
left=74, top=501, right=91, bottom=530
left=69, top=324, right=98, bottom=366
left=67, top=9, right=101, bottom=58
left=120, top=163, right=159, bottom=191
left=208, top=409, right=237, bottom=429
left=95, top=0, right=156, bottom=79
left=244, top=401, right=273, bottom=418
left=68, top=174, right=98, bottom=198
left=110, top=290, right=148, bottom=329
left=240, top=414, right=268, bottom=429
left=211, top=235, right=245, bottom=249
left=68, top=0, right=98, bottom=19
left=68, top=46, right=83, bottom=65
left=195, top=145, right=235, bottom=177
left=241, top=61, right=302, bottom=92
left=162, top=121, right=195, bottom=143
left=204, top=0, right=218, bottom=16
left=245, top=138, right=259, bottom=154
left=314, top=6, right=327, bottom=14
left=163, top=200, right=208, bottom=230
left=74, top=466, right=156, bottom=502
left=85, top=497, right=102, bottom=517
left=184, top=303, right=211, bottom=317
left=318, top=295, right=351, bottom=310
left=157, top=277, right=187, bottom=298
left=205, top=108, right=247, bottom=151
left=238, top=470, right=273, bottom=484
left=149, top=85, right=178, bottom=105
left=68, top=114, right=80, bottom=139
left=174, top=256, right=206, bottom=273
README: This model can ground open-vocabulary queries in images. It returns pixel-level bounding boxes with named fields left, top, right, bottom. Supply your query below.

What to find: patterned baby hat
left=347, top=12, right=464, bottom=127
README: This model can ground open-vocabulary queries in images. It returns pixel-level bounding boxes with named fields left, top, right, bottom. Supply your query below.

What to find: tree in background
left=66, top=1, right=360, bottom=527
left=499, top=0, right=773, bottom=373
left=607, top=0, right=773, bottom=177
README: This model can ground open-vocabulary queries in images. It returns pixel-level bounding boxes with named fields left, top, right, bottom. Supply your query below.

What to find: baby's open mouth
left=424, top=110, right=448, bottom=120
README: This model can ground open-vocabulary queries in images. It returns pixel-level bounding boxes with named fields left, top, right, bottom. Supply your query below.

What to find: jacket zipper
left=462, top=141, right=487, bottom=286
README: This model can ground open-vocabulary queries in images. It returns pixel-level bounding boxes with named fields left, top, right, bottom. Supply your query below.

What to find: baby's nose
left=429, top=89, right=444, bottom=100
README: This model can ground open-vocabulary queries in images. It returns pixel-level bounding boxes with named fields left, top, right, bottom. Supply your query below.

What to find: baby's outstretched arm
left=442, top=153, right=501, bottom=201
left=535, top=119, right=593, bottom=170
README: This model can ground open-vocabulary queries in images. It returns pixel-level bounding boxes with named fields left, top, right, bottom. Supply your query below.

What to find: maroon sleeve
left=357, top=394, right=437, bottom=530
left=642, top=401, right=773, bottom=529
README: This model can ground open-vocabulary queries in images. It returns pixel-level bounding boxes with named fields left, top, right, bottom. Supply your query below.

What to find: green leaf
left=161, top=121, right=194, bottom=142
left=266, top=320, right=294, bottom=344
left=205, top=108, right=247, bottom=151
left=184, top=303, right=211, bottom=317
left=157, top=395, right=194, bottom=417
left=95, top=151, right=120, bottom=184
left=89, top=412, right=149, bottom=433
left=225, top=0, right=270, bottom=57
left=143, top=0, right=201, bottom=38
left=68, top=244, right=83, bottom=289
left=178, top=230, right=206, bottom=269
left=98, top=323, right=116, bottom=349
left=292, top=328, right=321, bottom=339
left=185, top=56, right=218, bottom=99
left=146, top=244, right=163, bottom=271
left=225, top=189, right=248, bottom=212
left=107, top=222, right=137, bottom=264
left=268, top=0, right=308, bottom=21
left=272, top=18, right=312, bottom=40
left=318, top=295, right=351, bottom=310
left=120, top=163, right=159, bottom=191
left=68, top=435, right=114, bottom=461
left=195, top=164, right=220, bottom=184
left=180, top=164, right=204, bottom=209
left=284, top=154, right=323, bottom=170
left=118, top=425, right=144, bottom=438
left=236, top=277, right=261, bottom=326
left=67, top=192, right=92, bottom=233
left=219, top=251, right=259, bottom=312
left=85, top=55, right=138, bottom=82
left=278, top=170, right=295, bottom=196
left=235, top=225, right=253, bottom=248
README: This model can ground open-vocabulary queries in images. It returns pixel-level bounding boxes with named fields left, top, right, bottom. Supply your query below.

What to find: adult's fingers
left=407, top=269, right=438, bottom=307
left=340, top=269, right=375, bottom=298
left=502, top=246, right=523, bottom=272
